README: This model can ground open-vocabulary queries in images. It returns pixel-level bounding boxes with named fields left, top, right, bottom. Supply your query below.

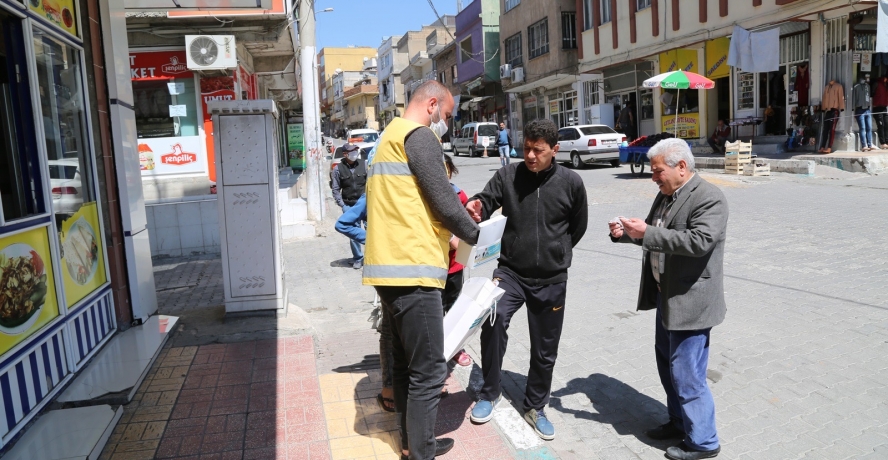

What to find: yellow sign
left=60, top=203, right=107, bottom=307
left=659, top=49, right=698, bottom=74
left=705, top=38, right=731, bottom=80
left=0, top=227, right=60, bottom=356
left=549, top=100, right=560, bottom=114
left=662, top=112, right=701, bottom=139
left=29, top=0, right=78, bottom=37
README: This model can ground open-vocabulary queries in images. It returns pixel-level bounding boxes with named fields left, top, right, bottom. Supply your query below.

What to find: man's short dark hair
left=523, top=119, right=559, bottom=148
left=410, top=81, right=451, bottom=106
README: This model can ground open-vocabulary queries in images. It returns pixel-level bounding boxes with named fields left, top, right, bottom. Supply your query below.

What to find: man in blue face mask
left=332, top=143, right=367, bottom=269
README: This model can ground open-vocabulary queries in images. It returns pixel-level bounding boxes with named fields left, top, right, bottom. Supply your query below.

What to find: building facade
left=317, top=47, right=377, bottom=136
left=400, top=18, right=456, bottom=106
left=377, top=36, right=408, bottom=129
left=455, top=0, right=503, bottom=126
left=578, top=0, right=874, bottom=144
left=434, top=41, right=460, bottom=97
left=498, top=0, right=581, bottom=144
left=330, top=70, right=364, bottom=137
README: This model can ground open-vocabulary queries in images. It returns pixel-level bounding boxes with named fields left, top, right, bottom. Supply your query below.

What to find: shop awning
left=125, top=0, right=275, bottom=10
left=505, top=73, right=577, bottom=94
left=460, top=96, right=492, bottom=110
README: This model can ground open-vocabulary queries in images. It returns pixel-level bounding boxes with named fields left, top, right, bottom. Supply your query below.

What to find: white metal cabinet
left=209, top=100, right=286, bottom=314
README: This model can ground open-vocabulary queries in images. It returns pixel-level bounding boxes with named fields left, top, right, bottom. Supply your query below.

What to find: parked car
left=48, top=159, right=83, bottom=216
left=346, top=129, right=379, bottom=150
left=452, top=122, right=499, bottom=157
left=555, top=125, right=625, bottom=169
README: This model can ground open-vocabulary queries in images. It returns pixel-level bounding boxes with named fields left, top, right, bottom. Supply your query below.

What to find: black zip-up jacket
left=470, top=161, right=588, bottom=285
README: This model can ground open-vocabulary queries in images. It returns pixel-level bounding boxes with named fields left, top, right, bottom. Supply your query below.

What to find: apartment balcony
left=343, top=84, right=379, bottom=100
left=410, top=50, right=430, bottom=66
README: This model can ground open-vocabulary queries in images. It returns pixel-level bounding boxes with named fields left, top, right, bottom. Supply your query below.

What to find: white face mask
left=347, top=151, right=360, bottom=161
left=430, top=105, right=448, bottom=138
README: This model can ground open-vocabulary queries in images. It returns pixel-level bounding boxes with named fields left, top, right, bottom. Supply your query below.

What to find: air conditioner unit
left=511, top=67, right=525, bottom=83
left=499, top=64, right=512, bottom=80
left=185, top=35, right=237, bottom=70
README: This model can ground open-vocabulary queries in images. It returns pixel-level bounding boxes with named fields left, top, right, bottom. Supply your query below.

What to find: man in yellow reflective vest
left=363, top=80, right=480, bottom=460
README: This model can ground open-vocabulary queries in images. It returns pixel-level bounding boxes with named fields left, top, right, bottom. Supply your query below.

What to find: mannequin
left=873, top=75, right=888, bottom=149
left=852, top=74, right=875, bottom=151
left=819, top=80, right=845, bottom=153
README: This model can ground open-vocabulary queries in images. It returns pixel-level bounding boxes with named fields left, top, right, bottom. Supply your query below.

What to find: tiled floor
left=101, top=335, right=329, bottom=460
left=318, top=369, right=514, bottom=460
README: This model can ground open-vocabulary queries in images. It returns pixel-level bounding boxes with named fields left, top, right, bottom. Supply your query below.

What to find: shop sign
left=59, top=203, right=107, bottom=307
left=238, top=66, right=258, bottom=100
left=523, top=96, right=537, bottom=108
left=705, top=38, right=730, bottom=80
left=662, top=113, right=700, bottom=139
left=29, top=0, right=77, bottom=37
left=659, top=49, right=698, bottom=74
left=129, top=51, right=193, bottom=81
left=549, top=100, right=560, bottom=114
left=138, top=136, right=205, bottom=176
left=287, top=124, right=305, bottom=169
left=0, top=227, right=60, bottom=356
left=200, top=77, right=236, bottom=183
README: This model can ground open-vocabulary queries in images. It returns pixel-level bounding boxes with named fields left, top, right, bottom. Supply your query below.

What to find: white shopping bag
left=455, top=215, right=507, bottom=269
left=442, top=277, right=505, bottom=361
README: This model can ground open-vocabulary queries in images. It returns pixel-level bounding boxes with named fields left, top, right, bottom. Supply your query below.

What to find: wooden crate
left=743, top=162, right=770, bottom=176
left=724, top=152, right=752, bottom=175
left=724, top=140, right=752, bottom=174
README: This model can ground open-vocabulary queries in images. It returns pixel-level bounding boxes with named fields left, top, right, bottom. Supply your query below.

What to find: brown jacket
left=822, top=82, right=845, bottom=111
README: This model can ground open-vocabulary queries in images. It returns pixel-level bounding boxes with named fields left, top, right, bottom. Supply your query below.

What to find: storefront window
left=1, top=12, right=44, bottom=223
left=131, top=52, right=206, bottom=177
left=640, top=89, right=654, bottom=120
left=33, top=28, right=94, bottom=222
left=660, top=89, right=699, bottom=115
left=133, top=78, right=199, bottom=138
left=738, top=72, right=755, bottom=110
left=33, top=28, right=107, bottom=307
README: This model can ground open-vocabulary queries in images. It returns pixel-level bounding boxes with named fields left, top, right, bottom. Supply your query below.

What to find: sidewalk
left=100, top=254, right=518, bottom=460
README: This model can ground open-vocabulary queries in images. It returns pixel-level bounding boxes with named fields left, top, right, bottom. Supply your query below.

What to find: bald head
left=404, top=80, right=454, bottom=128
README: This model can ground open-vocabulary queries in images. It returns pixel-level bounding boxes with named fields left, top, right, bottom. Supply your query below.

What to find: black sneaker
left=665, top=441, right=721, bottom=460
left=645, top=422, right=685, bottom=440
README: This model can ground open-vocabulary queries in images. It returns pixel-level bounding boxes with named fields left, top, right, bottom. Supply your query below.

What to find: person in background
left=442, top=154, right=472, bottom=367
left=332, top=143, right=367, bottom=269
left=618, top=102, right=637, bottom=142
left=497, top=122, right=511, bottom=167
left=610, top=138, right=728, bottom=460
left=707, top=119, right=732, bottom=155
left=364, top=80, right=479, bottom=460
left=466, top=119, right=588, bottom=441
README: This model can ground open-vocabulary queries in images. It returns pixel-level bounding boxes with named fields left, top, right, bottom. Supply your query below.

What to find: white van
left=451, top=122, right=499, bottom=157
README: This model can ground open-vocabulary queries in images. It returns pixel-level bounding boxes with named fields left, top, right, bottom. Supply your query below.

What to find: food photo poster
left=0, top=227, right=60, bottom=355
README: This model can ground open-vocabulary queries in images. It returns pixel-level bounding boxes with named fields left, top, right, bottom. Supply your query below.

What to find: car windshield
left=349, top=133, right=379, bottom=143
left=333, top=147, right=344, bottom=159
left=580, top=126, right=617, bottom=135
left=49, top=165, right=78, bottom=180
left=478, top=125, right=498, bottom=136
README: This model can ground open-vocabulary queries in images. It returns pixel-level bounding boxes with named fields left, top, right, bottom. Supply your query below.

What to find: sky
left=314, top=0, right=459, bottom=52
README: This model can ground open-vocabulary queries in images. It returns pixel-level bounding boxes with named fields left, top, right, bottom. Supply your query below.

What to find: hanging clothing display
left=796, top=64, right=810, bottom=106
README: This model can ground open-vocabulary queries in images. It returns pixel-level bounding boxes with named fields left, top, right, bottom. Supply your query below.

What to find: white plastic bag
left=442, top=277, right=505, bottom=361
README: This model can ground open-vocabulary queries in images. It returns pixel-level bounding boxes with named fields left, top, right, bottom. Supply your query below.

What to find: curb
left=695, top=157, right=815, bottom=176
left=793, top=153, right=888, bottom=175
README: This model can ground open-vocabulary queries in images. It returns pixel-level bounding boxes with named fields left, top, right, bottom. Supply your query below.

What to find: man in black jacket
left=465, top=119, right=588, bottom=440
left=332, top=143, right=367, bottom=269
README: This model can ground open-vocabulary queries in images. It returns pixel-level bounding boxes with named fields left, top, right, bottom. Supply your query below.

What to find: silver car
left=556, top=125, right=624, bottom=169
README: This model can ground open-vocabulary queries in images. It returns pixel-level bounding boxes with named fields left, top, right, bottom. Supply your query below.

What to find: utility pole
left=297, top=0, right=325, bottom=221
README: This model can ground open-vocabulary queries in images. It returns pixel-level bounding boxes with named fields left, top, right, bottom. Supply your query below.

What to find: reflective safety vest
left=362, top=118, right=450, bottom=288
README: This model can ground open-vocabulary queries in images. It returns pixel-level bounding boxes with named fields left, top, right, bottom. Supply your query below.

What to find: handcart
left=619, top=146, right=650, bottom=176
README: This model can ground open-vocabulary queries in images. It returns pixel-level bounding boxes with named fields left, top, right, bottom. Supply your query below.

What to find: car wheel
left=571, top=152, right=584, bottom=169
left=610, top=159, right=621, bottom=168
left=470, top=147, right=477, bottom=157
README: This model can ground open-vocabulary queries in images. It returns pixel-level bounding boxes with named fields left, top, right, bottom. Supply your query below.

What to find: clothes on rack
left=819, top=109, right=840, bottom=152
left=821, top=81, right=845, bottom=111
left=796, top=64, right=810, bottom=106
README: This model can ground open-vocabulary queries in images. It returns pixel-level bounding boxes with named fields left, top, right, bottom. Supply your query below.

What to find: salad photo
left=0, top=244, right=48, bottom=331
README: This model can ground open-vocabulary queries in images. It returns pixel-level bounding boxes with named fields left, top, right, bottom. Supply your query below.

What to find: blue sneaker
left=470, top=395, right=501, bottom=423
left=524, top=409, right=555, bottom=440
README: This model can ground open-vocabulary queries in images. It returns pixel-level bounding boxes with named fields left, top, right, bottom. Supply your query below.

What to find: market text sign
left=130, top=51, right=193, bottom=81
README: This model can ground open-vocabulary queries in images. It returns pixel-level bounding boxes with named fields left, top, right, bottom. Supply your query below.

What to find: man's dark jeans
left=708, top=136, right=728, bottom=154
left=375, top=285, right=446, bottom=460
